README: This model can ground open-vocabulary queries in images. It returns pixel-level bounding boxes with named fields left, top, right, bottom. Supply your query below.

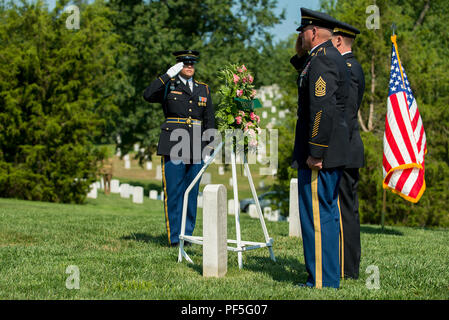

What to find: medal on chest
left=198, top=96, right=207, bottom=107
left=299, top=61, right=311, bottom=88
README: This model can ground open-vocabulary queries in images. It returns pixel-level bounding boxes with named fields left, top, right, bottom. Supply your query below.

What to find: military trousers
left=338, top=168, right=361, bottom=279
left=161, top=156, right=203, bottom=245
left=298, top=168, right=342, bottom=289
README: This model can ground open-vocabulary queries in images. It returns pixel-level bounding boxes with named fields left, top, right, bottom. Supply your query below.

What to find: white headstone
left=268, top=209, right=280, bottom=222
left=120, top=183, right=131, bottom=198
left=160, top=191, right=164, bottom=201
left=100, top=177, right=104, bottom=190
left=227, top=199, right=240, bottom=215
left=279, top=111, right=285, bottom=118
left=271, top=106, right=276, bottom=113
left=132, top=186, right=144, bottom=204
left=259, top=181, right=265, bottom=189
left=218, top=166, right=225, bottom=175
left=262, top=111, right=268, bottom=119
left=203, top=184, right=227, bottom=278
left=200, top=172, right=212, bottom=185
left=110, top=179, right=120, bottom=193
left=146, top=161, right=152, bottom=170
left=124, top=159, right=131, bottom=169
left=229, top=177, right=233, bottom=186
left=156, top=165, right=162, bottom=180
left=116, top=148, right=121, bottom=157
left=289, top=178, right=302, bottom=238
left=263, top=206, right=272, bottom=218
left=87, top=183, right=97, bottom=199
left=197, top=195, right=203, bottom=208
left=133, top=143, right=139, bottom=152
left=248, top=204, right=259, bottom=219
left=149, top=190, right=158, bottom=200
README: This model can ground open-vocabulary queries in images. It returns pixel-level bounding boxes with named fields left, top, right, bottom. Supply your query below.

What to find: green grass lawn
left=0, top=194, right=448, bottom=300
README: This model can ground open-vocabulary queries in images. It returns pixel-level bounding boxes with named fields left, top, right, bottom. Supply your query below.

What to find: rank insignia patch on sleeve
left=315, top=76, right=326, bottom=97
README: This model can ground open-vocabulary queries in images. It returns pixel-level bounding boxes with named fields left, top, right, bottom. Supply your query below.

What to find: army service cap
left=296, top=7, right=339, bottom=32
left=332, top=20, right=360, bottom=39
left=172, top=50, right=200, bottom=64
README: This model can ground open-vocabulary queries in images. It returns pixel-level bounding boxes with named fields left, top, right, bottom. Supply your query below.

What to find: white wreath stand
left=178, top=142, right=276, bottom=269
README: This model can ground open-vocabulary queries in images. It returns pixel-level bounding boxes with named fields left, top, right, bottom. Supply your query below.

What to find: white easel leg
left=231, top=150, right=243, bottom=269
left=244, top=161, right=276, bottom=262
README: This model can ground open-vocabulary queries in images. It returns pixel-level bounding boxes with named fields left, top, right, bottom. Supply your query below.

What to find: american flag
left=382, top=36, right=427, bottom=203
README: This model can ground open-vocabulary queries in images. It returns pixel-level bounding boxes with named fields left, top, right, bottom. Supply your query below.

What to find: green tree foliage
left=0, top=0, right=130, bottom=203
left=272, top=0, right=449, bottom=227
left=105, top=0, right=284, bottom=164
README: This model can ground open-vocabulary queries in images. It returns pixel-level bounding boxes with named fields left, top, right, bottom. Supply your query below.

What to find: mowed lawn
left=0, top=194, right=448, bottom=300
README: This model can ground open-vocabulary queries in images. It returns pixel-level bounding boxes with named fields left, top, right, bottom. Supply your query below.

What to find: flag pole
left=382, top=189, right=386, bottom=231
left=382, top=23, right=397, bottom=231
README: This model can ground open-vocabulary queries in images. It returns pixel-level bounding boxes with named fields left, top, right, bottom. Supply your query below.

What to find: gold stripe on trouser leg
left=311, top=169, right=322, bottom=289
left=161, top=157, right=171, bottom=245
left=338, top=197, right=344, bottom=279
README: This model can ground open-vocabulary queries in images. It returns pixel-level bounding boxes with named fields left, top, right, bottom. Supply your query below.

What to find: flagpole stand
left=178, top=142, right=276, bottom=269
left=381, top=189, right=386, bottom=231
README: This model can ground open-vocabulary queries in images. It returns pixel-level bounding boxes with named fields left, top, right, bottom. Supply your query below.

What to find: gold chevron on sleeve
left=315, top=76, right=326, bottom=97
left=311, top=110, right=322, bottom=138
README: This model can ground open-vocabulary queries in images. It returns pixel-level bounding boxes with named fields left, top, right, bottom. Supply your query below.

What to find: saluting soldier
left=290, top=8, right=350, bottom=289
left=143, top=50, right=215, bottom=247
left=332, top=21, right=365, bottom=280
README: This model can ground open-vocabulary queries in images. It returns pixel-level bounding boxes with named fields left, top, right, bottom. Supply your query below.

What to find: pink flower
left=250, top=112, right=256, bottom=121
left=249, top=138, right=258, bottom=147
left=236, top=89, right=243, bottom=97
left=233, top=74, right=240, bottom=84
left=241, top=65, right=247, bottom=72
left=255, top=115, right=260, bottom=124
left=250, top=89, right=257, bottom=98
left=242, top=77, right=247, bottom=83
left=235, top=116, right=242, bottom=125
left=245, top=121, right=254, bottom=131
left=247, top=128, right=256, bottom=137
left=248, top=75, right=254, bottom=83
left=239, top=110, right=245, bottom=117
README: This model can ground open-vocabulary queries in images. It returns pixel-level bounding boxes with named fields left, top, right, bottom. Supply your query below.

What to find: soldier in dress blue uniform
left=332, top=21, right=365, bottom=280
left=143, top=50, right=215, bottom=247
left=290, top=8, right=350, bottom=289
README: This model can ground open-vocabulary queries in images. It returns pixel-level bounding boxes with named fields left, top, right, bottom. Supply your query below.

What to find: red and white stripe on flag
left=382, top=35, right=427, bottom=203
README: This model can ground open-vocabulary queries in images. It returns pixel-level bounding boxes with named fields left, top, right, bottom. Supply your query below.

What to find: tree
left=0, top=0, right=130, bottom=203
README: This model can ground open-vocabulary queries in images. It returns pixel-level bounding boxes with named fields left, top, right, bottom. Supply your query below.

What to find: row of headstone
left=87, top=180, right=144, bottom=204
left=259, top=167, right=277, bottom=176
left=122, top=154, right=156, bottom=173
left=264, top=207, right=285, bottom=222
